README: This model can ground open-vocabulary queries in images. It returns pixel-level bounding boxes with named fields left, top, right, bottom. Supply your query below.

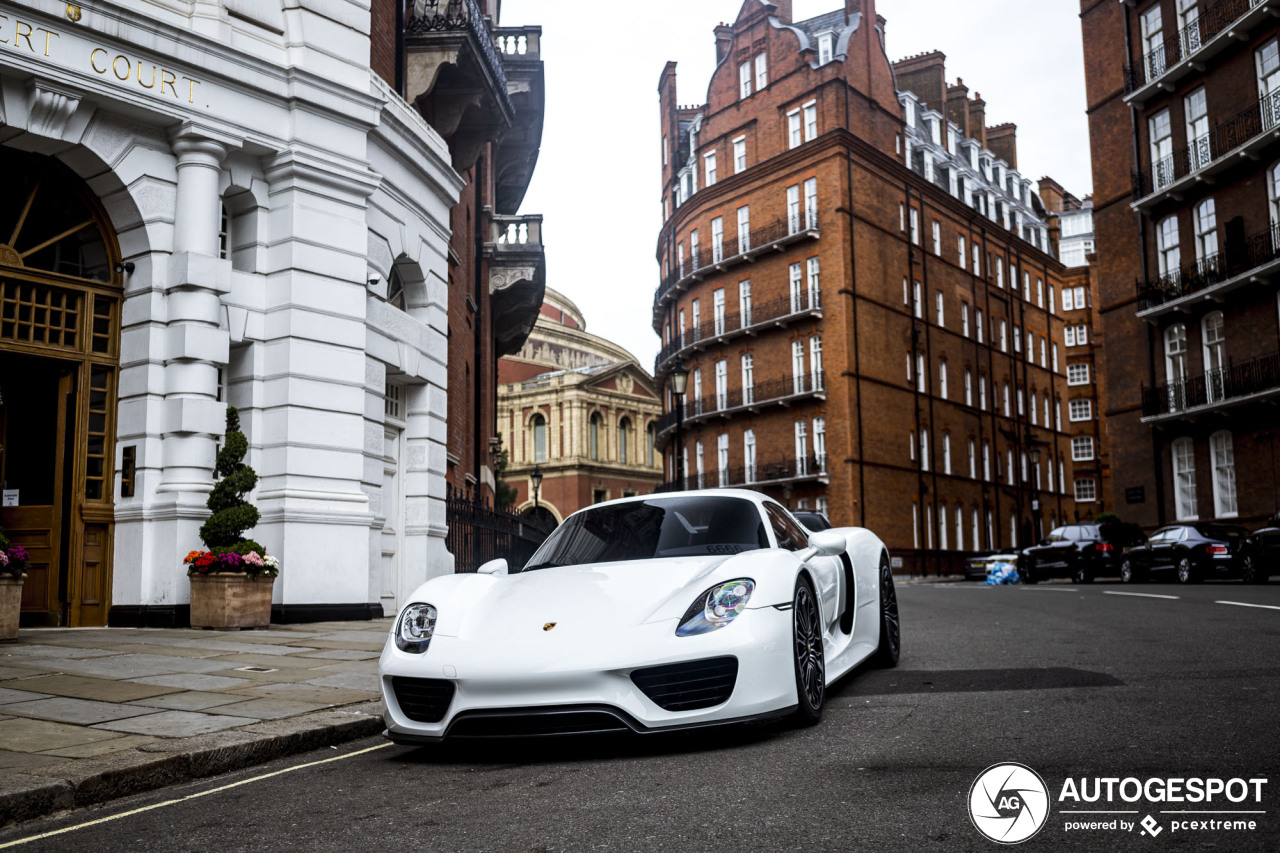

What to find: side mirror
left=798, top=530, right=846, bottom=563
left=477, top=558, right=509, bottom=576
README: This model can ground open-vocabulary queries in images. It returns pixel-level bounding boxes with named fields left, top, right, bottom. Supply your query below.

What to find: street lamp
left=1028, top=440, right=1042, bottom=542
left=530, top=464, right=543, bottom=509
left=670, top=356, right=689, bottom=489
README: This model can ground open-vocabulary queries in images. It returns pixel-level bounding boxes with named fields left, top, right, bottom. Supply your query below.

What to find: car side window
left=1046, top=527, right=1066, bottom=543
left=764, top=503, right=809, bottom=551
left=1150, top=529, right=1170, bottom=543
left=1061, top=526, right=1080, bottom=541
left=1177, top=527, right=1190, bottom=541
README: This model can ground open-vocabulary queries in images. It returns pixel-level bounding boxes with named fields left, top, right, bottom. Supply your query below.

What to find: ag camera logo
left=969, top=763, right=1051, bottom=844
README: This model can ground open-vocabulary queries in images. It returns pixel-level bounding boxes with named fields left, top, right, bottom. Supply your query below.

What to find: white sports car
left=379, top=489, right=899, bottom=742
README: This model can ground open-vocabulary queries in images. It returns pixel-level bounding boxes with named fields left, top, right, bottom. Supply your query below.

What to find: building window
left=739, top=279, right=752, bottom=327
left=713, top=288, right=726, bottom=336
left=711, top=217, right=723, bottom=263
left=1172, top=436, right=1197, bottom=520
left=938, top=503, right=948, bottom=550
left=1014, top=324, right=1022, bottom=352
left=932, top=220, right=941, bottom=255
left=817, top=32, right=834, bottom=64
left=1052, top=344, right=1060, bottom=373
left=909, top=207, right=919, bottom=245
left=1048, top=285, right=1056, bottom=315
left=964, top=369, right=973, bottom=406
left=715, top=360, right=728, bottom=410
left=742, top=353, right=755, bottom=405
left=792, top=340, right=806, bottom=393
left=739, top=61, right=752, bottom=99
left=807, top=257, right=821, bottom=308
left=755, top=52, right=768, bottom=91
left=589, top=412, right=602, bottom=460
left=696, top=439, right=705, bottom=489
left=1210, top=430, right=1237, bottom=518
left=795, top=420, right=809, bottom=475
left=958, top=234, right=967, bottom=269
left=810, top=336, right=824, bottom=391
left=814, top=416, right=827, bottom=474
left=1193, top=198, right=1218, bottom=263
left=912, top=280, right=923, bottom=318
left=1203, top=311, right=1226, bottom=402
left=618, top=418, right=630, bottom=464
left=733, top=136, right=747, bottom=173
left=803, top=100, right=817, bottom=142
left=1069, top=399, right=1092, bottom=422
left=916, top=352, right=926, bottom=393
left=1072, top=436, right=1095, bottom=461
left=790, top=262, right=803, bottom=313
left=943, top=433, right=952, bottom=475
left=938, top=359, right=948, bottom=399
left=1186, top=86, right=1210, bottom=171
left=787, top=184, right=801, bottom=232
left=704, top=151, right=717, bottom=187
left=976, top=309, right=984, bottom=343
left=961, top=302, right=970, bottom=337
left=1150, top=109, right=1174, bottom=190
left=804, top=178, right=818, bottom=229
left=968, top=438, right=977, bottom=479
left=737, top=206, right=750, bottom=254
left=920, top=428, right=930, bottom=472
left=717, top=433, right=729, bottom=487
left=647, top=423, right=655, bottom=468
left=1074, top=478, right=1097, bottom=503
left=982, top=441, right=991, bottom=481
left=1067, top=363, right=1090, bottom=385
left=999, top=319, right=1008, bottom=352
left=935, top=290, right=945, bottom=326
left=744, top=428, right=757, bottom=484
left=788, top=109, right=802, bottom=149
left=979, top=374, right=987, bottom=410
left=1165, top=323, right=1189, bottom=410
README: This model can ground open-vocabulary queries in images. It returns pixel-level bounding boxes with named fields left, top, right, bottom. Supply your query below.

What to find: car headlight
left=676, top=579, right=754, bottom=637
left=395, top=602, right=437, bottom=653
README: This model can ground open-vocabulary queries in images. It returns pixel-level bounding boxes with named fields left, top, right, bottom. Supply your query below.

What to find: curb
left=0, top=701, right=385, bottom=827
left=892, top=574, right=966, bottom=584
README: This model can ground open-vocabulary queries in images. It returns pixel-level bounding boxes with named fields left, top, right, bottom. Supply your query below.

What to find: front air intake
left=630, top=656, right=739, bottom=711
left=391, top=676, right=455, bottom=723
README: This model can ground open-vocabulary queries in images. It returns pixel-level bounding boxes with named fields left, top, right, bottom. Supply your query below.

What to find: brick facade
left=654, top=0, right=1079, bottom=574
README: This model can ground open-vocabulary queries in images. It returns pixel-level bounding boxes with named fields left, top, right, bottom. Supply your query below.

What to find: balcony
left=1131, top=88, right=1280, bottom=210
left=653, top=210, right=820, bottom=321
left=1123, top=0, right=1274, bottom=106
left=1141, top=350, right=1280, bottom=422
left=1136, top=221, right=1280, bottom=318
left=485, top=213, right=545, bottom=357
left=405, top=0, right=515, bottom=171
left=655, top=453, right=830, bottom=493
left=653, top=294, right=823, bottom=377
left=655, top=371, right=826, bottom=443
left=491, top=26, right=543, bottom=215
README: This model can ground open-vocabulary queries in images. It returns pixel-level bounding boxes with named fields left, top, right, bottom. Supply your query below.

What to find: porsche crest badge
left=543, top=622, right=557, bottom=631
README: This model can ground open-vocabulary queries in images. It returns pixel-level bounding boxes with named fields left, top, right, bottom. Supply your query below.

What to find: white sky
left=500, top=0, right=1092, bottom=369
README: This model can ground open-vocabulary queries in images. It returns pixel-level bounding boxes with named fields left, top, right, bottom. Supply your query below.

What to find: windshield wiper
left=522, top=561, right=561, bottom=572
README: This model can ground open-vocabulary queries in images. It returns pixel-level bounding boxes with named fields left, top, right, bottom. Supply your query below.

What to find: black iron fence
left=445, top=486, right=555, bottom=573
left=1142, top=351, right=1280, bottom=416
left=1123, top=0, right=1263, bottom=94
left=654, top=294, right=822, bottom=375
left=656, top=371, right=827, bottom=436
left=1137, top=221, right=1280, bottom=309
left=654, top=453, right=829, bottom=492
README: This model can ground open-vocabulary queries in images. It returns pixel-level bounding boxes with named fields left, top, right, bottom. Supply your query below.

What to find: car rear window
left=1198, top=525, right=1247, bottom=542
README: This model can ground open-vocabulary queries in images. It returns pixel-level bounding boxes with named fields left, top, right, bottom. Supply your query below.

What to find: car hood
left=420, top=555, right=742, bottom=644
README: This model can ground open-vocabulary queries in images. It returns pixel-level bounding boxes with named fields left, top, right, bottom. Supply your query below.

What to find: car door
left=1054, top=526, right=1082, bottom=568
left=1034, top=527, right=1067, bottom=567
left=1150, top=527, right=1181, bottom=574
left=766, top=503, right=842, bottom=630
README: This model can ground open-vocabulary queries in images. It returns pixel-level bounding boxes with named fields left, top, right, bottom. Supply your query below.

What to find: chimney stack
left=714, top=23, right=734, bottom=64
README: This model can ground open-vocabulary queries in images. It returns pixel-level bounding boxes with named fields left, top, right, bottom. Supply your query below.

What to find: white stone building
left=0, top=1, right=470, bottom=625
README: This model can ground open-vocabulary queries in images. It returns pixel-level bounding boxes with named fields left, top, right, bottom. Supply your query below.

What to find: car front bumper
left=378, top=605, right=798, bottom=741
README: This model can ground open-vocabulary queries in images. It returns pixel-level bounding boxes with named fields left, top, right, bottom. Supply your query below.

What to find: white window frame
left=1072, top=436, right=1095, bottom=462
left=1069, top=399, right=1092, bottom=422
left=1210, top=430, right=1237, bottom=518
left=1067, top=363, right=1090, bottom=386
left=733, top=136, right=747, bottom=174
left=1173, top=436, right=1198, bottom=520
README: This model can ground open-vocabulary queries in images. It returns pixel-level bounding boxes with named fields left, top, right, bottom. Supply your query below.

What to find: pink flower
left=244, top=551, right=265, bottom=568
left=0, top=552, right=8, bottom=568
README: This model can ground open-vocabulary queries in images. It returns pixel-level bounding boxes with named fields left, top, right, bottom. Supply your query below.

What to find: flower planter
left=189, top=573, right=275, bottom=630
left=0, top=575, right=25, bottom=641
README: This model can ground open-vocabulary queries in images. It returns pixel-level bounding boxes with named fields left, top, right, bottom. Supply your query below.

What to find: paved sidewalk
left=0, top=619, right=391, bottom=826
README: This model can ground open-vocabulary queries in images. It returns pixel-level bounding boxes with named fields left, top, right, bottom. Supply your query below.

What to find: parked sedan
left=1119, top=523, right=1250, bottom=583
left=1241, top=512, right=1280, bottom=584
left=1020, top=522, right=1146, bottom=584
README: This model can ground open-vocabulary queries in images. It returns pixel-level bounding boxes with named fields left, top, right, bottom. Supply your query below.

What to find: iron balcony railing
left=1123, top=0, right=1266, bottom=95
left=445, top=485, right=555, bottom=573
left=655, top=371, right=826, bottom=438
left=1132, top=88, right=1280, bottom=203
left=1137, top=221, right=1280, bottom=310
left=406, top=0, right=512, bottom=115
left=654, top=453, right=829, bottom=492
left=1142, top=351, right=1280, bottom=417
left=654, top=210, right=819, bottom=314
left=653, top=293, right=822, bottom=376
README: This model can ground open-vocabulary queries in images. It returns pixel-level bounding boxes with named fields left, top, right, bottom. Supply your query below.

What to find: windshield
left=523, top=496, right=770, bottom=570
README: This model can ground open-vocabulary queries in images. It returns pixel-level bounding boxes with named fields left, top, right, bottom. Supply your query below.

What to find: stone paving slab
left=202, top=667, right=321, bottom=684
left=25, top=654, right=234, bottom=679
left=0, top=645, right=119, bottom=659
left=128, top=673, right=254, bottom=691
left=3, top=674, right=182, bottom=703
left=38, top=734, right=159, bottom=758
left=92, top=644, right=231, bottom=659
left=0, top=718, right=129, bottom=752
left=126, top=691, right=259, bottom=712
left=0, top=665, right=36, bottom=680
left=309, top=630, right=389, bottom=644
left=162, top=639, right=320, bottom=656
left=297, top=649, right=380, bottom=661
left=295, top=639, right=386, bottom=653
left=209, top=697, right=331, bottom=720
left=204, top=652, right=332, bottom=670
left=0, top=687, right=51, bottom=705
left=303, top=672, right=379, bottom=692
left=0, top=697, right=159, bottom=725
left=0, top=751, right=70, bottom=773
left=238, top=682, right=379, bottom=704
left=92, top=710, right=262, bottom=737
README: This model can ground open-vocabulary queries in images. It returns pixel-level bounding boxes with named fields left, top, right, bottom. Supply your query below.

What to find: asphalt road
left=3, top=580, right=1279, bottom=852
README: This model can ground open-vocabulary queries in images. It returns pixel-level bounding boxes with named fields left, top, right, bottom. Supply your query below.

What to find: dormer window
left=818, top=33, right=834, bottom=65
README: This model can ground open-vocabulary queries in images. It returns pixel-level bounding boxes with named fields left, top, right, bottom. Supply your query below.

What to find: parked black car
left=1020, top=522, right=1146, bottom=584
left=1241, top=512, right=1280, bottom=584
left=792, top=511, right=832, bottom=532
left=1119, top=523, right=1249, bottom=583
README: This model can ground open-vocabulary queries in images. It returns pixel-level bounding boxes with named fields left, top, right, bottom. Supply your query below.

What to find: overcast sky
left=500, top=0, right=1092, bottom=369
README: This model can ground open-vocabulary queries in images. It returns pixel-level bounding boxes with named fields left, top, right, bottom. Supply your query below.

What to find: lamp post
left=670, top=356, right=689, bottom=489
left=1028, top=440, right=1042, bottom=542
left=530, top=464, right=543, bottom=510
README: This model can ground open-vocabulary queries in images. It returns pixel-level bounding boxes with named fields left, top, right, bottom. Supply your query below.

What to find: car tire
left=1176, top=556, right=1199, bottom=584
left=1071, top=558, right=1093, bottom=585
left=871, top=554, right=900, bottom=669
left=790, top=575, right=825, bottom=726
left=1242, top=554, right=1269, bottom=585
left=1120, top=558, right=1142, bottom=584
left=1022, top=557, right=1039, bottom=584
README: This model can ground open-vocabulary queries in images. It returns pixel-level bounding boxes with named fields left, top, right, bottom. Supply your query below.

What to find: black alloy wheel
left=791, top=576, right=825, bottom=726
left=1177, top=556, right=1199, bottom=584
left=1120, top=558, right=1140, bottom=584
left=872, top=554, right=900, bottom=668
left=1071, top=557, right=1093, bottom=585
left=1242, top=554, right=1269, bottom=585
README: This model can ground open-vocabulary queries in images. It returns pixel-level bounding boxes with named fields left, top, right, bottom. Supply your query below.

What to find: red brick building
left=653, top=0, right=1078, bottom=573
left=1080, top=0, right=1280, bottom=528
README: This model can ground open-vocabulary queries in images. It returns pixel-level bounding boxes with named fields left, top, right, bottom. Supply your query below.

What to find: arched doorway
left=0, top=150, right=122, bottom=626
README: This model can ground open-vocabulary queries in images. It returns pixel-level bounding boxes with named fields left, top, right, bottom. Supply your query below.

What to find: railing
left=654, top=210, right=820, bottom=313
left=406, top=0, right=511, bottom=113
left=445, top=485, right=555, bottom=573
left=1123, top=0, right=1266, bottom=94
left=653, top=294, right=822, bottom=375
left=654, top=453, right=829, bottom=492
left=492, top=26, right=540, bottom=60
left=1137, top=221, right=1280, bottom=310
left=490, top=213, right=543, bottom=249
left=1142, top=351, right=1280, bottom=417
left=1132, top=88, right=1280, bottom=201
left=655, top=371, right=826, bottom=436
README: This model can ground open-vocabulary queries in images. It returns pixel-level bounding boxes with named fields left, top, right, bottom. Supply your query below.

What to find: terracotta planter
left=189, top=573, right=275, bottom=630
left=0, top=575, right=25, bottom=641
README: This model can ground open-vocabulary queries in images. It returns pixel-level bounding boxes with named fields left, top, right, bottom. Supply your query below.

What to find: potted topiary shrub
left=187, top=407, right=279, bottom=629
left=0, top=527, right=28, bottom=641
